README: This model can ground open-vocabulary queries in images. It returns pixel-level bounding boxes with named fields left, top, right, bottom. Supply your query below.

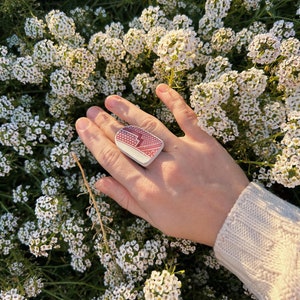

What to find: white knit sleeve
left=214, top=182, right=300, bottom=300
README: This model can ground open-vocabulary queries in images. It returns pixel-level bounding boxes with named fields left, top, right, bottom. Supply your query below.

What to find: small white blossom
left=143, top=270, right=182, bottom=299
left=280, top=37, right=300, bottom=57
left=12, top=56, right=44, bottom=84
left=45, top=10, right=76, bottom=40
left=242, top=0, right=261, bottom=11
left=269, top=20, right=295, bottom=41
left=123, top=28, right=146, bottom=57
left=24, top=17, right=46, bottom=39
left=0, top=151, right=12, bottom=177
left=157, top=29, right=198, bottom=72
left=0, top=46, right=14, bottom=81
left=0, top=288, right=25, bottom=300
left=0, top=213, right=18, bottom=255
left=65, top=47, right=96, bottom=79
left=204, top=56, right=232, bottom=82
left=131, top=73, right=156, bottom=98
left=32, top=39, right=58, bottom=70
left=171, top=14, right=193, bottom=30
left=272, top=113, right=300, bottom=188
left=12, top=185, right=30, bottom=203
left=50, top=68, right=73, bottom=97
left=105, top=22, right=124, bottom=39
left=248, top=33, right=281, bottom=64
left=236, top=67, right=267, bottom=98
left=139, top=6, right=168, bottom=32
left=88, top=32, right=126, bottom=62
left=24, top=276, right=44, bottom=298
left=145, top=26, right=167, bottom=54
left=211, top=27, right=237, bottom=53
left=276, top=55, right=300, bottom=91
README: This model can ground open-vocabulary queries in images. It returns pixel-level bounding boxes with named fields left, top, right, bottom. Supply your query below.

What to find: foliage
left=0, top=0, right=300, bottom=299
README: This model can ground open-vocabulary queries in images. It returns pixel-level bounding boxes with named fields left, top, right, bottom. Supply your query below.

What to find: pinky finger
left=156, top=84, right=207, bottom=140
left=95, top=176, right=147, bottom=219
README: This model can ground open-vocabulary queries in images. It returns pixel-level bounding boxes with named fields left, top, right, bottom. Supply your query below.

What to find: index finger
left=75, top=117, right=145, bottom=186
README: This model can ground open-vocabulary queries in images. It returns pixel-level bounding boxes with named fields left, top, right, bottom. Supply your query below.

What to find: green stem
left=237, top=160, right=274, bottom=168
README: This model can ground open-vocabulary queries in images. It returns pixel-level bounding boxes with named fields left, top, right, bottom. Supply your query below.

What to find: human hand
left=75, top=84, right=249, bottom=247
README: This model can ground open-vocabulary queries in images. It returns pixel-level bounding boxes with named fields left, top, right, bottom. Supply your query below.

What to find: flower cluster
left=0, top=0, right=299, bottom=299
left=0, top=213, right=18, bottom=255
left=143, top=270, right=182, bottom=299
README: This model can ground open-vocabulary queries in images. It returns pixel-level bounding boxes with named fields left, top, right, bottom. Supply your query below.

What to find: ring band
left=115, top=125, right=164, bottom=167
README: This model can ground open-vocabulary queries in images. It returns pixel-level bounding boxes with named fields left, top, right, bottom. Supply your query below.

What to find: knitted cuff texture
left=214, top=182, right=300, bottom=300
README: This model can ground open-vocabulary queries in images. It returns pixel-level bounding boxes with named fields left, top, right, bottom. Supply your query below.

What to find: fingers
left=155, top=84, right=207, bottom=140
left=104, top=95, right=176, bottom=148
left=75, top=117, right=144, bottom=186
left=96, top=176, right=148, bottom=219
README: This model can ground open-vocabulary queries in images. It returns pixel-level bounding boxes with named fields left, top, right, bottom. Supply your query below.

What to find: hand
left=75, top=84, right=249, bottom=247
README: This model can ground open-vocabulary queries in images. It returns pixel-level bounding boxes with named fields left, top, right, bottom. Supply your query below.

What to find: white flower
left=247, top=33, right=281, bottom=64
left=204, top=56, right=232, bottom=82
left=157, top=29, right=198, bottom=72
left=0, top=151, right=12, bottom=177
left=205, top=0, right=231, bottom=19
left=276, top=55, right=300, bottom=91
left=88, top=32, right=126, bottom=62
left=12, top=185, right=30, bottom=203
left=32, top=39, right=58, bottom=70
left=46, top=10, right=76, bottom=40
left=105, top=21, right=124, bottom=38
left=12, top=56, right=44, bottom=84
left=131, top=73, right=156, bottom=98
left=123, top=28, right=146, bottom=57
left=242, top=0, right=261, bottom=11
left=24, top=17, right=46, bottom=39
left=94, top=6, right=107, bottom=18
left=0, top=213, right=19, bottom=255
left=236, top=67, right=267, bottom=98
left=65, top=48, right=97, bottom=79
left=35, top=195, right=60, bottom=223
left=190, top=81, right=238, bottom=143
left=139, top=6, right=168, bottom=32
left=269, top=20, right=295, bottom=41
left=0, top=46, right=14, bottom=81
left=171, top=14, right=193, bottom=30
left=0, top=288, right=25, bottom=300
left=50, top=68, right=73, bottom=97
left=211, top=27, right=237, bottom=53
left=143, top=270, right=182, bottom=299
left=62, top=215, right=91, bottom=272
left=280, top=37, right=300, bottom=57
left=272, top=113, right=300, bottom=188
left=145, top=26, right=167, bottom=54
left=51, top=120, right=74, bottom=144
left=24, top=277, right=44, bottom=298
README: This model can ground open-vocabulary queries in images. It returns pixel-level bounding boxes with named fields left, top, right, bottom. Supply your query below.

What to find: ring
left=115, top=125, right=164, bottom=167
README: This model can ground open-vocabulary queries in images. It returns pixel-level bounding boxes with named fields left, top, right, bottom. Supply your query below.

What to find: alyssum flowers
left=1, top=0, right=300, bottom=299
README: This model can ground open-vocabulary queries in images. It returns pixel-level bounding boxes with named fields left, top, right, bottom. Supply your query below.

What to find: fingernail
left=76, top=118, right=90, bottom=131
left=157, top=83, right=170, bottom=93
left=87, top=106, right=101, bottom=120
left=105, top=95, right=122, bottom=110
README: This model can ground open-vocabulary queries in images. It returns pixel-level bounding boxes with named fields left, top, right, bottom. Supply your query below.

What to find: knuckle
left=177, top=102, right=196, bottom=120
left=139, top=116, right=160, bottom=133
left=183, top=106, right=197, bottom=121
left=100, top=146, right=122, bottom=169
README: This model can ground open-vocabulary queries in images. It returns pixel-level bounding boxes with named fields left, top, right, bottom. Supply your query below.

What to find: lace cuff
left=214, top=182, right=300, bottom=300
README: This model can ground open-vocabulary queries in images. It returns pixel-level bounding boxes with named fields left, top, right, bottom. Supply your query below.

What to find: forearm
left=214, top=182, right=300, bottom=300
